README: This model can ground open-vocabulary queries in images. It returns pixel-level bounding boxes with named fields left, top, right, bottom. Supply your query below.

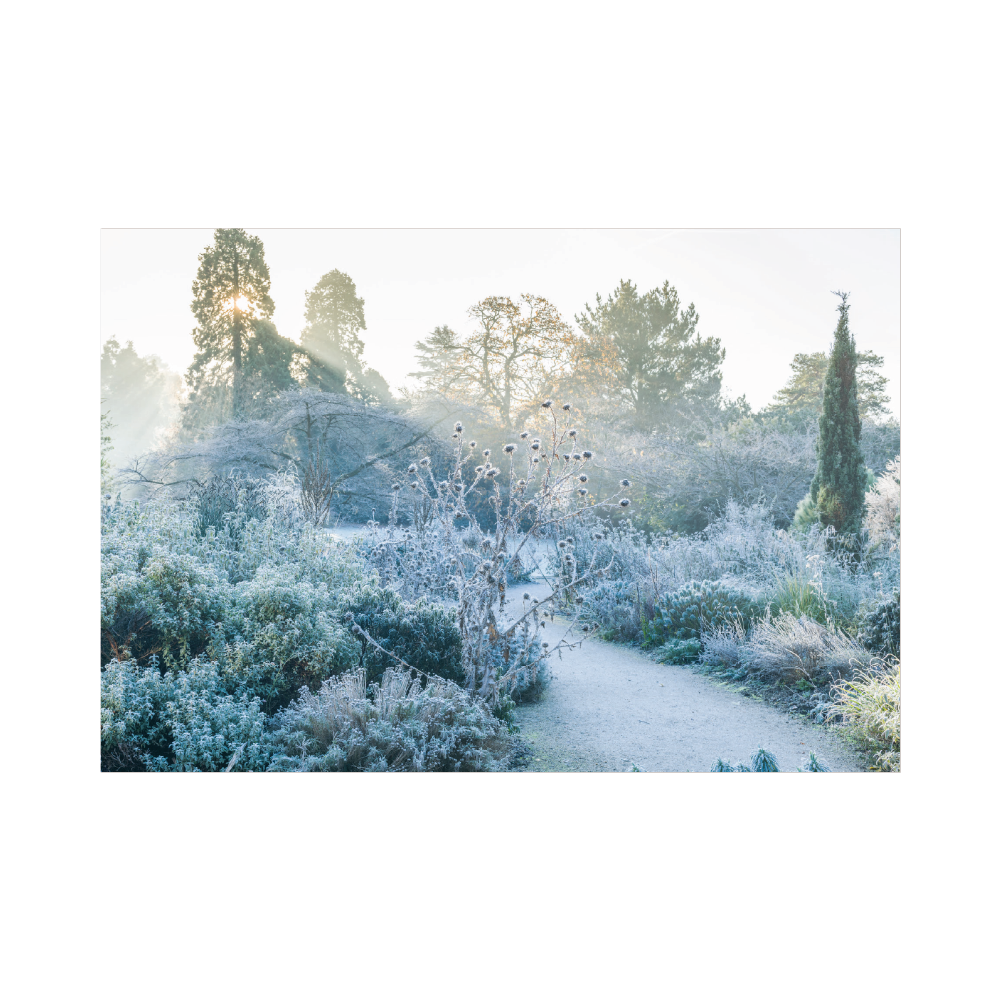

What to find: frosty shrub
left=711, top=748, right=780, bottom=772
left=267, top=668, right=510, bottom=771
left=737, top=611, right=867, bottom=685
left=654, top=637, right=703, bottom=665
left=826, top=660, right=901, bottom=771
left=101, top=657, right=273, bottom=772
left=656, top=580, right=763, bottom=643
left=864, top=456, right=900, bottom=552
left=802, top=751, right=831, bottom=772
left=340, top=585, right=464, bottom=686
left=699, top=617, right=748, bottom=674
left=361, top=406, right=628, bottom=704
left=856, top=590, right=900, bottom=658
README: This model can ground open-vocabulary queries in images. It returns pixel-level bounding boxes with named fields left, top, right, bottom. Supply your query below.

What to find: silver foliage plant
left=361, top=402, right=629, bottom=704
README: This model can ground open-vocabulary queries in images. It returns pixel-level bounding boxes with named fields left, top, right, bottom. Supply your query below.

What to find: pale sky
left=101, top=229, right=900, bottom=418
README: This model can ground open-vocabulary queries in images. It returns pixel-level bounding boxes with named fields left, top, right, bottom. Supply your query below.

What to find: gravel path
left=510, top=583, right=861, bottom=773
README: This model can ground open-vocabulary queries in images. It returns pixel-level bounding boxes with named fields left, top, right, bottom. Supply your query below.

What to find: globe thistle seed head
left=542, top=399, right=552, bottom=408
left=519, top=431, right=530, bottom=439
left=582, top=450, right=593, bottom=459
left=568, top=428, right=577, bottom=437
left=482, top=449, right=490, bottom=457
left=578, top=474, right=588, bottom=483
left=344, top=611, right=354, bottom=621
left=468, top=441, right=477, bottom=449
left=562, top=453, right=570, bottom=462
left=419, top=457, right=431, bottom=467
left=619, top=498, right=631, bottom=507
left=531, top=441, right=540, bottom=450
left=351, top=623, right=362, bottom=635
left=517, top=478, right=526, bottom=487
left=572, top=453, right=582, bottom=461
left=523, top=592, right=531, bottom=600
left=407, top=463, right=417, bottom=473
left=532, top=456, right=540, bottom=464
left=562, top=403, right=571, bottom=411
left=593, top=532, right=604, bottom=541
left=532, top=597, right=539, bottom=604
left=503, top=443, right=516, bottom=453
left=486, top=467, right=499, bottom=477
left=620, top=478, right=631, bottom=488
left=391, top=483, right=401, bottom=491
left=451, top=432, right=459, bottom=438
left=578, top=488, right=588, bottom=496
left=542, top=641, right=549, bottom=648
left=454, top=421, right=463, bottom=432
left=481, top=538, right=493, bottom=548
left=582, top=624, right=590, bottom=632
left=475, top=465, right=484, bottom=473
left=410, top=481, right=419, bottom=489
left=557, top=539, right=567, bottom=549
left=575, top=596, right=584, bottom=604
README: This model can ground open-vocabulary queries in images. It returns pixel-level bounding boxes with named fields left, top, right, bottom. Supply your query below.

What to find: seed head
left=419, top=457, right=431, bottom=467
left=454, top=421, right=463, bottom=432
left=486, top=467, right=499, bottom=477
left=391, top=483, right=401, bottom=491
left=578, top=474, right=588, bottom=483
left=411, top=481, right=419, bottom=489
left=481, top=538, right=493, bottom=548
left=562, top=453, right=570, bottom=462
left=542, top=641, right=549, bottom=648
left=407, top=463, right=417, bottom=473
left=482, top=449, right=490, bottom=457
left=542, top=400, right=552, bottom=408
left=531, top=441, right=540, bottom=450
left=351, top=623, right=362, bottom=635
left=532, top=457, right=540, bottom=464
left=619, top=498, right=631, bottom=507
left=503, top=443, right=516, bottom=453
left=468, top=441, right=477, bottom=449
left=578, top=488, right=588, bottom=496
left=344, top=611, right=354, bottom=621
left=582, top=450, right=592, bottom=459
left=572, top=453, right=582, bottom=461
left=568, top=428, right=577, bottom=437
left=620, top=478, right=631, bottom=488
left=519, top=431, right=530, bottom=439
left=562, top=403, right=571, bottom=411
left=475, top=465, right=484, bottom=473
left=517, top=478, right=526, bottom=487
left=451, top=432, right=459, bottom=438
left=523, top=592, right=531, bottom=600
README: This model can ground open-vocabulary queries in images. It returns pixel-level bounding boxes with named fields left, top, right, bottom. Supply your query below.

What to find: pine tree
left=299, top=269, right=368, bottom=394
left=810, top=291, right=869, bottom=535
left=186, top=229, right=275, bottom=419
left=575, top=279, right=725, bottom=428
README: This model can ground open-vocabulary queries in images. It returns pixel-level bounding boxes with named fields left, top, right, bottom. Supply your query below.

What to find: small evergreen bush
left=857, top=591, right=900, bottom=658
left=656, top=580, right=762, bottom=643
left=340, top=585, right=465, bottom=686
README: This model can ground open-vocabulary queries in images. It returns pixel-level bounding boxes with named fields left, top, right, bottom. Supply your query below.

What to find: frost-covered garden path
left=325, top=526, right=862, bottom=773
left=509, top=581, right=862, bottom=773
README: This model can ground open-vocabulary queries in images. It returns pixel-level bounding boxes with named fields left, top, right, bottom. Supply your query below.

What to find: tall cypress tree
left=810, top=291, right=869, bottom=535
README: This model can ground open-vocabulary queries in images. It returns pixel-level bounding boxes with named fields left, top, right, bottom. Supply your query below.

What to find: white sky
left=101, top=229, right=900, bottom=417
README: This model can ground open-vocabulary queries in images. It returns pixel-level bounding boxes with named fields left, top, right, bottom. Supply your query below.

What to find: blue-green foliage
left=750, top=747, right=780, bottom=772
left=656, top=637, right=703, bottom=664
left=342, top=585, right=464, bottom=685
left=100, top=482, right=497, bottom=770
left=857, top=591, right=900, bottom=658
left=656, top=580, right=763, bottom=642
left=101, top=657, right=273, bottom=772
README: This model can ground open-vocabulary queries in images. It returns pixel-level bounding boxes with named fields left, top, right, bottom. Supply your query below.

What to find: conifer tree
left=187, top=229, right=275, bottom=419
left=299, top=269, right=368, bottom=394
left=810, top=291, right=869, bottom=535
